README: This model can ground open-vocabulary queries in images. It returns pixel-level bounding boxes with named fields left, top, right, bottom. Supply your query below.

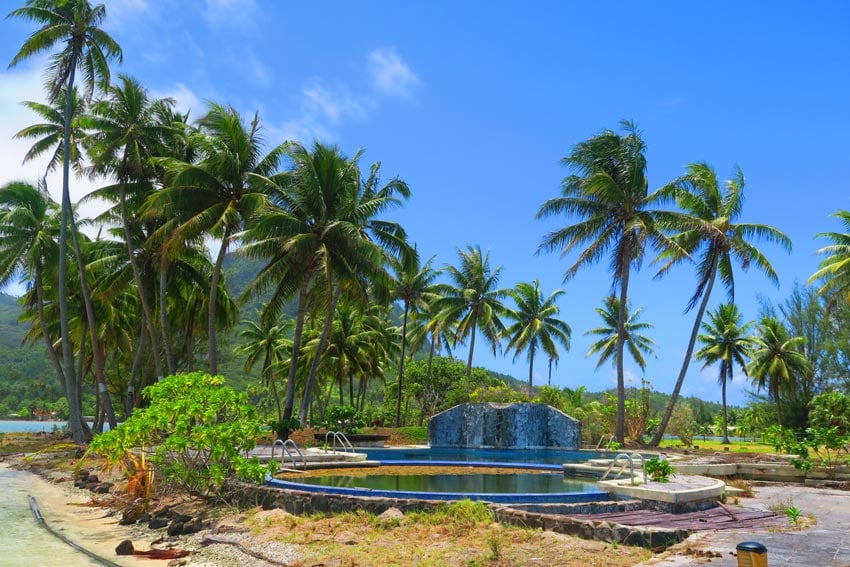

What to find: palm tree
left=808, top=210, right=850, bottom=304
left=147, top=102, right=285, bottom=375
left=16, top=85, right=124, bottom=428
left=236, top=317, right=293, bottom=426
left=696, top=303, right=753, bottom=444
left=406, top=293, right=456, bottom=414
left=385, top=253, right=439, bottom=426
left=85, top=75, right=176, bottom=380
left=240, top=142, right=411, bottom=431
left=747, top=316, right=811, bottom=426
left=537, top=121, right=677, bottom=443
left=0, top=181, right=65, bottom=390
left=650, top=163, right=791, bottom=446
left=503, top=280, right=571, bottom=394
left=585, top=295, right=656, bottom=372
left=432, top=245, right=509, bottom=378
left=148, top=105, right=198, bottom=375
left=14, top=87, right=86, bottom=175
left=8, top=0, right=122, bottom=443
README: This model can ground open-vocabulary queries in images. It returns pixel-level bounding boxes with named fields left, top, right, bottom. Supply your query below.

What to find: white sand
left=2, top=463, right=161, bottom=566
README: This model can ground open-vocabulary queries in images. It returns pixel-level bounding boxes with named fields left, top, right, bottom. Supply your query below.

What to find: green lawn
left=660, top=438, right=779, bottom=454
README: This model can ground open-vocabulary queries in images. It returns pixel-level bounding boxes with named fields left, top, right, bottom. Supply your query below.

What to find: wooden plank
left=565, top=506, right=785, bottom=532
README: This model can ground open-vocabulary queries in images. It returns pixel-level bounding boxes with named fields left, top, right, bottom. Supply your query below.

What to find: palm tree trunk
left=338, top=372, right=344, bottom=406
left=159, top=255, right=175, bottom=375
left=721, top=364, right=730, bottom=444
left=395, top=303, right=410, bottom=427
left=299, top=285, right=342, bottom=426
left=35, top=262, right=67, bottom=393
left=774, top=385, right=783, bottom=427
left=282, top=276, right=310, bottom=434
left=264, top=350, right=282, bottom=423
left=127, top=317, right=147, bottom=414
left=119, top=181, right=163, bottom=381
left=58, top=54, right=85, bottom=444
left=527, top=339, right=536, bottom=394
left=68, top=208, right=117, bottom=429
left=615, top=267, right=631, bottom=444
left=650, top=254, right=719, bottom=447
left=208, top=228, right=231, bottom=375
left=465, top=314, right=478, bottom=378
left=425, top=334, right=436, bottom=414
left=185, top=299, right=197, bottom=371
left=348, top=369, right=355, bottom=408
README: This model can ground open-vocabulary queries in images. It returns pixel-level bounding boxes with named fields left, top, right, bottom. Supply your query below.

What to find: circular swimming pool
left=268, top=464, right=609, bottom=504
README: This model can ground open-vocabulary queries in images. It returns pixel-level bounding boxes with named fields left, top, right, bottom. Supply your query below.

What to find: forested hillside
left=0, top=293, right=61, bottom=416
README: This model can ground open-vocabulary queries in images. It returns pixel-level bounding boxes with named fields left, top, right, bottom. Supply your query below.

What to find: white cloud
left=0, top=66, right=111, bottom=231
left=302, top=81, right=364, bottom=123
left=152, top=82, right=205, bottom=118
left=104, top=0, right=150, bottom=26
left=260, top=49, right=418, bottom=146
left=203, top=0, right=259, bottom=32
left=266, top=79, right=366, bottom=145
left=368, top=48, right=420, bottom=99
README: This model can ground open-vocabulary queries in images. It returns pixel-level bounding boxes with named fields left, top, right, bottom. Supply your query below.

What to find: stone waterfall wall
left=428, top=403, right=581, bottom=449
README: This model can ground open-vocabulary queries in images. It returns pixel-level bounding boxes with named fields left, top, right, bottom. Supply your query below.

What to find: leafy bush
left=268, top=416, right=302, bottom=440
left=324, top=405, right=364, bottom=434
left=89, top=372, right=277, bottom=495
left=762, top=424, right=850, bottom=471
left=470, top=380, right=529, bottom=403
left=809, top=392, right=850, bottom=435
left=669, top=402, right=696, bottom=447
left=534, top=386, right=565, bottom=411
left=645, top=456, right=675, bottom=482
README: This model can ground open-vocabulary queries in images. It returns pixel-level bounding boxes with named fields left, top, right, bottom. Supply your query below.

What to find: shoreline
left=2, top=459, right=301, bottom=567
left=0, top=462, right=159, bottom=567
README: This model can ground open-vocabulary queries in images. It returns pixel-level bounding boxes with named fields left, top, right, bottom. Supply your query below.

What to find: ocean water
left=0, top=420, right=66, bottom=434
left=0, top=467, right=100, bottom=566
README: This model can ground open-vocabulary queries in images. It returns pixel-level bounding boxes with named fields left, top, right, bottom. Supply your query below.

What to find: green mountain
left=0, top=293, right=61, bottom=416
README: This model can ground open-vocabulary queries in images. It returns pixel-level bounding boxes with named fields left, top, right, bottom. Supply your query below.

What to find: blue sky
left=1, top=1, right=849, bottom=405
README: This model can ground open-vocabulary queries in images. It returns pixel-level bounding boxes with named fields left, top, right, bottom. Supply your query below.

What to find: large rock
left=428, top=403, right=581, bottom=449
left=115, top=540, right=135, bottom=555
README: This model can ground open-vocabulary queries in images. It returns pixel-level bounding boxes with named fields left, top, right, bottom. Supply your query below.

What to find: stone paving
left=642, top=483, right=850, bottom=566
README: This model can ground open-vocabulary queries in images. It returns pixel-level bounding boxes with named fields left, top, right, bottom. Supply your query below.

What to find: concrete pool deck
left=643, top=483, right=850, bottom=566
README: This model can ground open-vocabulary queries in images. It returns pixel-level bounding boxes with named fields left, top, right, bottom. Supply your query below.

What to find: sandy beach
left=1, top=463, right=162, bottom=567
left=2, top=461, right=302, bottom=567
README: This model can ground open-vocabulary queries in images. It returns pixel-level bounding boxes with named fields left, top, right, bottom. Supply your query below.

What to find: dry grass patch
left=241, top=500, right=652, bottom=566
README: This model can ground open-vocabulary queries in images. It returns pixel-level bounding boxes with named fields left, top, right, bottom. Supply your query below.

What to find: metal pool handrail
left=600, top=453, right=647, bottom=485
left=324, top=430, right=354, bottom=453
left=272, top=438, right=306, bottom=468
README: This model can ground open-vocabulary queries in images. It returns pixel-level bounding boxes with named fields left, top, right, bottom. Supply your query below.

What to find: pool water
left=362, top=447, right=610, bottom=464
left=289, top=471, right=597, bottom=494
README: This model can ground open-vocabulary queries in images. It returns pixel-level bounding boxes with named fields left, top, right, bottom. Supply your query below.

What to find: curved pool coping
left=266, top=460, right=612, bottom=504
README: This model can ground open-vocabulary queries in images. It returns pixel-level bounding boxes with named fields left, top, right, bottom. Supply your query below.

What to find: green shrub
left=324, top=405, right=364, bottom=433
left=89, top=372, right=277, bottom=495
left=645, top=456, right=675, bottom=482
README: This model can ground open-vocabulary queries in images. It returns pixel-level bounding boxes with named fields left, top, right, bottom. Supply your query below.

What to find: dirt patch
left=237, top=506, right=652, bottom=566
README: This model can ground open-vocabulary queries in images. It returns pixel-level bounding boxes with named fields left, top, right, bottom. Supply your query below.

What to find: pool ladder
left=272, top=439, right=307, bottom=469
left=324, top=430, right=354, bottom=454
left=596, top=434, right=616, bottom=449
left=600, top=453, right=647, bottom=485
